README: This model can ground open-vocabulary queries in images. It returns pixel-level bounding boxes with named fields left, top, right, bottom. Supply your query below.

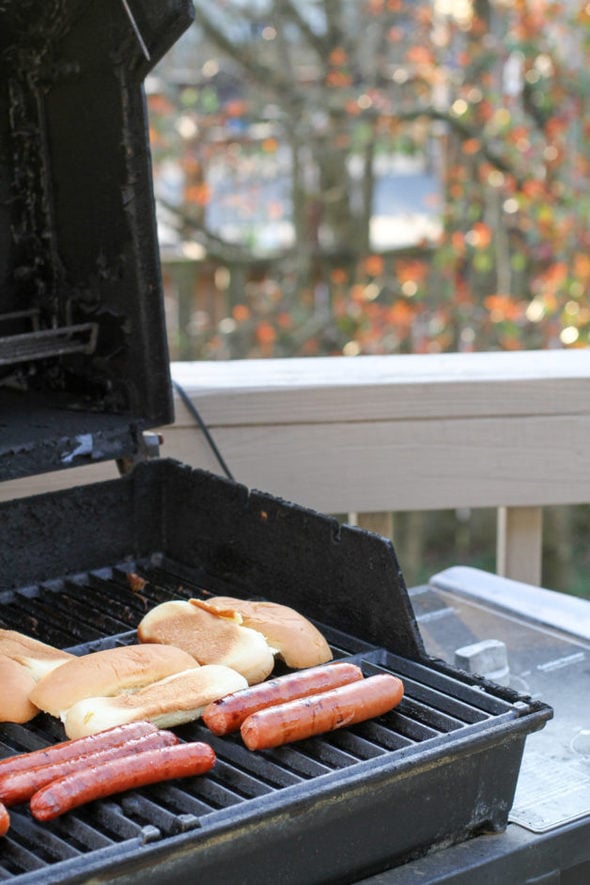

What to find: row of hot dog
left=0, top=662, right=403, bottom=836
left=0, top=589, right=404, bottom=837
left=0, top=722, right=215, bottom=835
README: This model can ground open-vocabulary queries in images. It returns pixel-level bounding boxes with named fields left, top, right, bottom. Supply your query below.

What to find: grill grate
left=0, top=557, right=526, bottom=882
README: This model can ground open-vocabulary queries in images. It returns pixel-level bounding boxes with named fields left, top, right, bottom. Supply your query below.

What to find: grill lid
left=0, top=0, right=194, bottom=481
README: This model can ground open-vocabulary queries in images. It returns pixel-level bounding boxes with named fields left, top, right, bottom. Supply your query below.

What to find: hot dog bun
left=64, top=665, right=248, bottom=738
left=0, top=655, right=40, bottom=724
left=137, top=599, right=275, bottom=685
left=0, top=629, right=74, bottom=681
left=206, top=597, right=332, bottom=668
left=29, top=644, right=200, bottom=719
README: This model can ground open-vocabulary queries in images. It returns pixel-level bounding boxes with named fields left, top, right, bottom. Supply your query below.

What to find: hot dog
left=0, top=802, right=9, bottom=837
left=0, top=729, right=178, bottom=807
left=0, top=721, right=158, bottom=779
left=202, top=662, right=364, bottom=736
left=30, top=742, right=217, bottom=821
left=240, top=673, right=404, bottom=750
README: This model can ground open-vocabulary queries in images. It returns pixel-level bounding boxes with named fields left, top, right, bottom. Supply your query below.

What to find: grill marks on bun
left=64, top=665, right=248, bottom=739
left=137, top=600, right=275, bottom=685
left=206, top=597, right=333, bottom=669
left=29, top=644, right=200, bottom=719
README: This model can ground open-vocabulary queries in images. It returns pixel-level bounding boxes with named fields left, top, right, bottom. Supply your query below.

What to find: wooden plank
left=154, top=415, right=590, bottom=514
left=170, top=350, right=590, bottom=425
left=497, top=506, right=543, bottom=586
left=353, top=512, right=394, bottom=540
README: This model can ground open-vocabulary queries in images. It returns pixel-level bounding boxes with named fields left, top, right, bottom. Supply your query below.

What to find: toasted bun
left=0, top=629, right=74, bottom=682
left=137, top=599, right=275, bottom=685
left=64, top=665, right=248, bottom=738
left=0, top=655, right=40, bottom=724
left=207, top=597, right=332, bottom=669
left=29, top=644, right=200, bottom=719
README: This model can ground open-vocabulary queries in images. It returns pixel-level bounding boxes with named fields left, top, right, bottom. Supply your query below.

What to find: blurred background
left=145, top=0, right=590, bottom=596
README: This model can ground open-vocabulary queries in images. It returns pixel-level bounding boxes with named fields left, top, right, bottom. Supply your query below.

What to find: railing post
left=496, top=506, right=543, bottom=586
left=353, top=512, right=394, bottom=540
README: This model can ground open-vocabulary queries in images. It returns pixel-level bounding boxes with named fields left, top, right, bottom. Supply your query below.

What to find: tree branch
left=192, top=5, right=305, bottom=109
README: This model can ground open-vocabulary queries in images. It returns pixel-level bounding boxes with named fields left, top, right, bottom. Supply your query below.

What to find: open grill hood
left=0, top=0, right=193, bottom=481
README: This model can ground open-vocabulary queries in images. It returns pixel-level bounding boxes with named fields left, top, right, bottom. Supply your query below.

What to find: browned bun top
left=0, top=654, right=39, bottom=724
left=0, top=629, right=74, bottom=681
left=29, top=643, right=200, bottom=718
left=137, top=599, right=274, bottom=685
left=64, top=664, right=248, bottom=738
left=206, top=597, right=332, bottom=669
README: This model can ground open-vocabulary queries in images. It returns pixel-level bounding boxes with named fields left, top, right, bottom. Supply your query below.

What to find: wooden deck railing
left=2, top=348, right=589, bottom=588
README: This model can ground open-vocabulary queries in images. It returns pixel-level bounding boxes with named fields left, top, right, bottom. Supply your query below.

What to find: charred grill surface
left=0, top=557, right=540, bottom=884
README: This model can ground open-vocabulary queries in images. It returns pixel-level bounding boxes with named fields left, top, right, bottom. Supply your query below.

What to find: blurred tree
left=148, top=0, right=590, bottom=359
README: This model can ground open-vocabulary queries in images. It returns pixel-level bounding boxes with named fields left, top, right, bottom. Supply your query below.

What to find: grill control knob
left=454, top=639, right=510, bottom=686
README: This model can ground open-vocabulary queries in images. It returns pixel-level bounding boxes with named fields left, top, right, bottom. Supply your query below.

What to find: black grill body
left=0, top=461, right=552, bottom=884
left=0, top=2, right=552, bottom=881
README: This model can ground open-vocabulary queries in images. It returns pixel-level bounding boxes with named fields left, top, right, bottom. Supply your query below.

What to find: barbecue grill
left=0, top=2, right=552, bottom=882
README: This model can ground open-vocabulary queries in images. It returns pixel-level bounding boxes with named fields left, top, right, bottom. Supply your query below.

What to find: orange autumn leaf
left=329, top=47, right=348, bottom=67
left=345, top=99, right=362, bottom=116
left=395, top=258, right=428, bottom=283
left=387, top=300, right=414, bottom=325
left=451, top=230, right=466, bottom=255
left=484, top=294, right=524, bottom=321
left=277, top=312, right=293, bottom=329
left=406, top=46, right=434, bottom=66
left=184, top=183, right=211, bottom=206
left=521, top=179, right=546, bottom=200
left=232, top=304, right=250, bottom=323
left=256, top=322, right=276, bottom=345
left=326, top=71, right=352, bottom=87
left=468, top=222, right=492, bottom=249
left=364, top=255, right=385, bottom=277
left=147, top=94, right=175, bottom=115
left=225, top=100, right=247, bottom=118
left=574, top=253, right=590, bottom=281
left=543, top=262, right=568, bottom=286
left=331, top=267, right=348, bottom=285
left=462, top=138, right=481, bottom=155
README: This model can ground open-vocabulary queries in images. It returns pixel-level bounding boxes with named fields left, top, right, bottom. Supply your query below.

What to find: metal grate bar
left=321, top=728, right=389, bottom=760
left=6, top=816, right=81, bottom=863
left=200, top=735, right=304, bottom=790
left=394, top=696, right=468, bottom=733
left=0, top=604, right=75, bottom=648
left=0, top=594, right=104, bottom=644
left=0, top=324, right=98, bottom=367
left=380, top=653, right=514, bottom=716
left=134, top=783, right=216, bottom=820
left=34, top=584, right=128, bottom=637
left=119, top=794, right=193, bottom=837
left=0, top=834, right=46, bottom=876
left=345, top=721, right=415, bottom=753
left=63, top=578, right=147, bottom=630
